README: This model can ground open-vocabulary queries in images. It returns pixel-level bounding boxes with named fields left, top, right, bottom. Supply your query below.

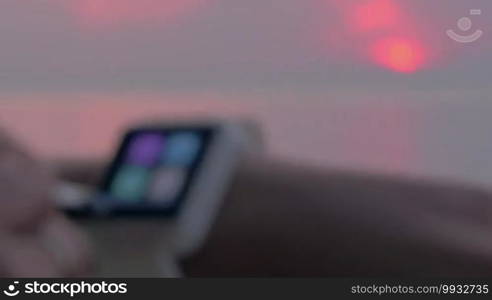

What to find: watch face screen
left=74, top=126, right=215, bottom=217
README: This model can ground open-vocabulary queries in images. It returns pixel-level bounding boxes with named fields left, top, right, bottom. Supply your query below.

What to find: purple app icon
left=126, top=133, right=165, bottom=166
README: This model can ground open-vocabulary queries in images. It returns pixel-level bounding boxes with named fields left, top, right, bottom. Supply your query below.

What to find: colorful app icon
left=110, top=165, right=150, bottom=202
left=126, top=133, right=165, bottom=166
left=148, top=167, right=186, bottom=206
left=162, top=132, right=202, bottom=166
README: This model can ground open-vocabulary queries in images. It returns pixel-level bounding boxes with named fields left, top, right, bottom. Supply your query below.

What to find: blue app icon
left=162, top=132, right=202, bottom=166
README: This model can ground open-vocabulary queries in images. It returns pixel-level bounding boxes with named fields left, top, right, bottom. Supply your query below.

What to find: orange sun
left=371, top=38, right=426, bottom=73
left=325, top=0, right=432, bottom=73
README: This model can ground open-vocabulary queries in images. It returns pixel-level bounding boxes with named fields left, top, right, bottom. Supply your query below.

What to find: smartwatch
left=59, top=120, right=259, bottom=277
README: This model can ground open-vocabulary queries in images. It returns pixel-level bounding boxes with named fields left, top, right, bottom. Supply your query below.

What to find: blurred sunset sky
left=1, top=0, right=492, bottom=186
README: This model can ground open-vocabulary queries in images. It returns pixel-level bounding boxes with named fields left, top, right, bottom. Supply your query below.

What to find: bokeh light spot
left=351, top=0, right=400, bottom=32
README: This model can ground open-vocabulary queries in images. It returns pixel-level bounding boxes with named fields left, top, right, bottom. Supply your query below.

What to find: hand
left=0, top=130, right=91, bottom=277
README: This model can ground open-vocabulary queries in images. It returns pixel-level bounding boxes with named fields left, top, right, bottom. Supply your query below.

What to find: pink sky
left=0, top=0, right=490, bottom=93
left=1, top=1, right=492, bottom=186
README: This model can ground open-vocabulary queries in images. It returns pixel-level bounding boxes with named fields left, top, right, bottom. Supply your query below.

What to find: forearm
left=181, top=156, right=492, bottom=276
